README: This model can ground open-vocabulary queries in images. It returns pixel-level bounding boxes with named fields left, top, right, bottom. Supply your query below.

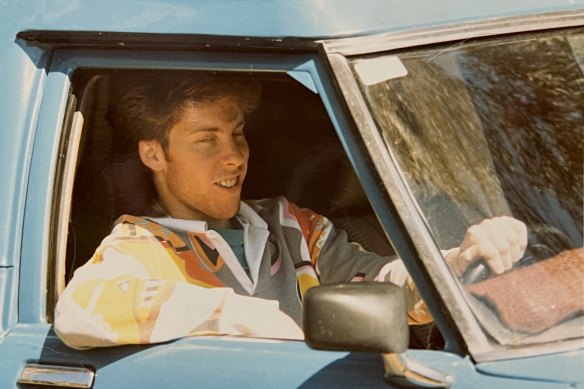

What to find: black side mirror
left=303, top=282, right=452, bottom=388
left=303, top=282, right=409, bottom=354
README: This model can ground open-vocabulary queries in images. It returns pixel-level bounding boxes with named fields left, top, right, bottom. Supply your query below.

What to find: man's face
left=147, top=99, right=249, bottom=226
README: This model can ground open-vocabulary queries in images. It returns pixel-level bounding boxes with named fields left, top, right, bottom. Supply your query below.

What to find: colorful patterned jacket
left=55, top=197, right=424, bottom=349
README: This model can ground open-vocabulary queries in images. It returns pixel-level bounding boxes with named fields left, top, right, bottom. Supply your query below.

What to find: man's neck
left=208, top=218, right=240, bottom=230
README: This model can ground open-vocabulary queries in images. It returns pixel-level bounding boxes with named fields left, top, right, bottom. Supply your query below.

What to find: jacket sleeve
left=54, top=226, right=303, bottom=350
left=320, top=220, right=433, bottom=325
left=287, top=201, right=392, bottom=283
left=288, top=202, right=433, bottom=325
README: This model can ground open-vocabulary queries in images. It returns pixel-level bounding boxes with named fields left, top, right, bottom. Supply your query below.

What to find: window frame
left=42, top=46, right=384, bottom=325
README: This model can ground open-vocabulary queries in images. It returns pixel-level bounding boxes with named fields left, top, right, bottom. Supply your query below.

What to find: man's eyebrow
left=186, top=126, right=220, bottom=134
left=186, top=121, right=245, bottom=135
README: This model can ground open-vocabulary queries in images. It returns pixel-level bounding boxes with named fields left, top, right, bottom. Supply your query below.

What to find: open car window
left=350, top=28, right=584, bottom=347
left=63, top=68, right=396, bottom=291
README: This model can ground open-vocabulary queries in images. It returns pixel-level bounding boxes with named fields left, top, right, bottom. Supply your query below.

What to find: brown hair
left=117, top=71, right=261, bottom=149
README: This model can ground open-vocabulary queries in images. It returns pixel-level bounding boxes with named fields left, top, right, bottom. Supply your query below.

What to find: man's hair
left=117, top=72, right=261, bottom=149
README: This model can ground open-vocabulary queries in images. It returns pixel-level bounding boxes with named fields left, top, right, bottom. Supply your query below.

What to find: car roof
left=4, top=0, right=584, bottom=39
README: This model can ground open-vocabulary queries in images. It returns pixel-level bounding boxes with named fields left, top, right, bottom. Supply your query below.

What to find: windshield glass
left=350, top=28, right=584, bottom=346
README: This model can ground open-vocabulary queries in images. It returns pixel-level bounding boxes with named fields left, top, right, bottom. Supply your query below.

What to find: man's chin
left=208, top=202, right=241, bottom=225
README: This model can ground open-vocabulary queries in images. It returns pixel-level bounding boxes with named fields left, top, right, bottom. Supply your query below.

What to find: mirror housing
left=303, top=282, right=409, bottom=354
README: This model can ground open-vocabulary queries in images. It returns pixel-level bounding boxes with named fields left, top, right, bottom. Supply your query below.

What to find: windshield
left=350, top=28, right=583, bottom=346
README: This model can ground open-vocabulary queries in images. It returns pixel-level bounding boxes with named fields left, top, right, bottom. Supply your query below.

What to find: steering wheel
left=460, top=224, right=573, bottom=285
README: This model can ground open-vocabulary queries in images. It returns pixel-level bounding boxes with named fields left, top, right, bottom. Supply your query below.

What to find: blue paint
left=0, top=1, right=582, bottom=388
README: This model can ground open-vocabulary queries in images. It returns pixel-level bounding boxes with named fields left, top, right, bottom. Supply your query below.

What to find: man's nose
left=222, top=138, right=247, bottom=166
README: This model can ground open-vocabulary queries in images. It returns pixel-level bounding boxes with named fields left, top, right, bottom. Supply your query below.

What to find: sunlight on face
left=155, top=99, right=249, bottom=226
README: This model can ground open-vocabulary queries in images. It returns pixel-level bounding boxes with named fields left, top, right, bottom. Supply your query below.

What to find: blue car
left=1, top=1, right=583, bottom=388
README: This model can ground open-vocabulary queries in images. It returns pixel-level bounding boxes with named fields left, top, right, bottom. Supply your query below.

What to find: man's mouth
left=216, top=178, right=237, bottom=188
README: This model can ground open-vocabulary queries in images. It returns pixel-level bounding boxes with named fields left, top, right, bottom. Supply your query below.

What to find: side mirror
left=303, top=282, right=452, bottom=388
left=303, top=282, right=408, bottom=354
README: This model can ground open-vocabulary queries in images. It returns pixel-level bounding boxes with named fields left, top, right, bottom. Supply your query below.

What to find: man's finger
left=461, top=243, right=505, bottom=274
left=495, top=216, right=527, bottom=263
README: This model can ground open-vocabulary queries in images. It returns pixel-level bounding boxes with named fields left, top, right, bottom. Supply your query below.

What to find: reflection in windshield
left=351, top=29, right=584, bottom=346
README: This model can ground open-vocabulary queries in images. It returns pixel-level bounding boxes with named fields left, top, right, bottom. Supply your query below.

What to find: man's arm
left=311, top=210, right=527, bottom=283
left=294, top=203, right=527, bottom=325
left=296, top=210, right=433, bottom=325
left=55, top=230, right=302, bottom=349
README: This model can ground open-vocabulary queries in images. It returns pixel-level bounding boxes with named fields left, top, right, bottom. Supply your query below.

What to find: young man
left=55, top=73, right=527, bottom=349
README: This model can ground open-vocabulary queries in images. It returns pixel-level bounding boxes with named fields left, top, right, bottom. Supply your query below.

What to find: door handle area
left=17, top=363, right=95, bottom=388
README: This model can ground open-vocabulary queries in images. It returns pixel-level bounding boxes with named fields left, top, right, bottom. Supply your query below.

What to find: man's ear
left=139, top=140, right=166, bottom=172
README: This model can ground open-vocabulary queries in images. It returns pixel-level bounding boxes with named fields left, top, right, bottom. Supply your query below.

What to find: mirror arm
left=382, top=353, right=452, bottom=388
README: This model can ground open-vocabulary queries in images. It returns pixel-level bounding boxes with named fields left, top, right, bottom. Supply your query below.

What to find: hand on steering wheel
left=446, top=216, right=527, bottom=279
left=457, top=222, right=573, bottom=284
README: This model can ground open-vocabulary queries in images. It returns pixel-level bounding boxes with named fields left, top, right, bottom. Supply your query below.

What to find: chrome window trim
left=55, top=111, right=84, bottom=297
left=476, top=338, right=584, bottom=364
left=321, top=9, right=584, bottom=56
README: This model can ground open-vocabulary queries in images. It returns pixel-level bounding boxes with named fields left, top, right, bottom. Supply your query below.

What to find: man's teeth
left=217, top=178, right=237, bottom=188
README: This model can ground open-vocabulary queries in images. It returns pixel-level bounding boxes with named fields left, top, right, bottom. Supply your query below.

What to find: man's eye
left=197, top=136, right=215, bottom=143
left=234, top=124, right=245, bottom=137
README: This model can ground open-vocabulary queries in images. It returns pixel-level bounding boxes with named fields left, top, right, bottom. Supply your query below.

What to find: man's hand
left=446, top=216, right=527, bottom=277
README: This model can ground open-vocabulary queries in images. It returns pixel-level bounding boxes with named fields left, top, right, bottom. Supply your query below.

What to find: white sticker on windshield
left=354, top=56, right=408, bottom=86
